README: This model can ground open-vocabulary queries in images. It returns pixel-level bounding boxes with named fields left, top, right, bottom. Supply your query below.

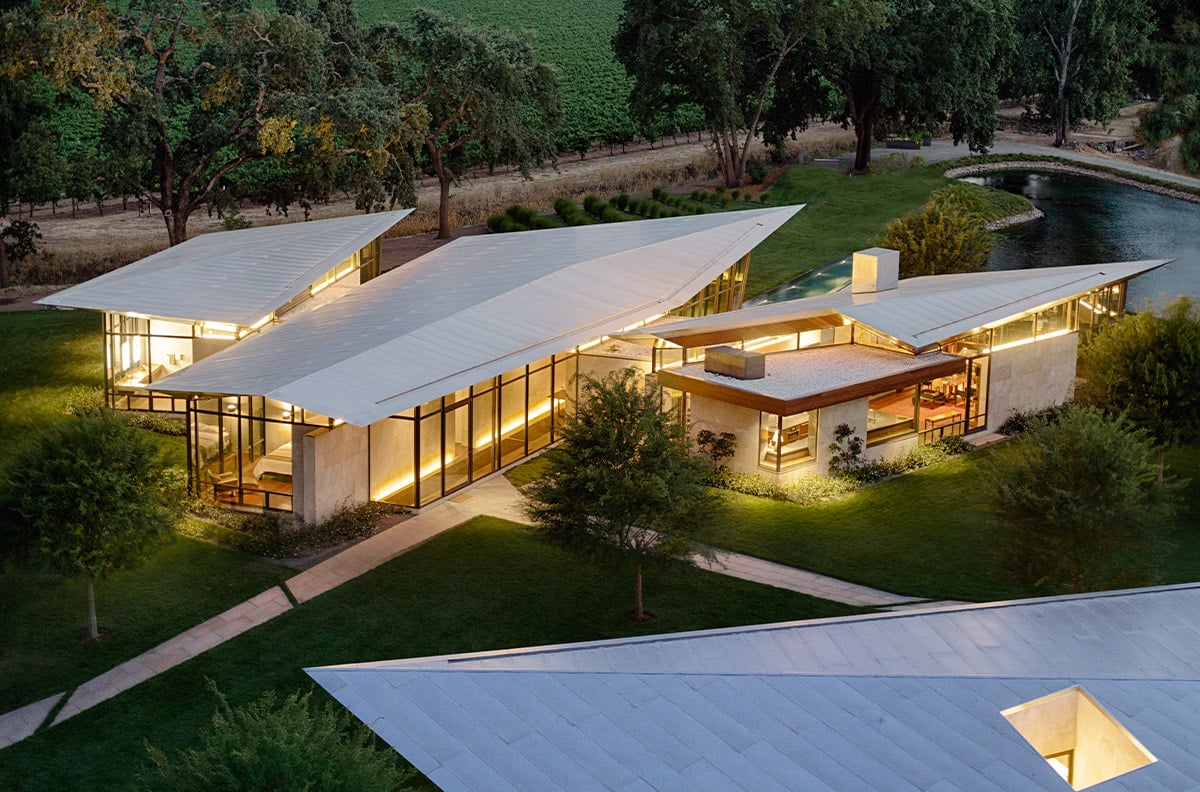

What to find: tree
left=523, top=369, right=719, bottom=621
left=140, top=683, right=415, bottom=791
left=987, top=405, right=1175, bottom=593
left=0, top=219, right=41, bottom=288
left=877, top=205, right=991, bottom=277
left=614, top=0, right=884, bottom=187
left=1008, top=0, right=1153, bottom=147
left=1076, top=297, right=1200, bottom=483
left=1136, top=0, right=1200, bottom=172
left=370, top=11, right=561, bottom=239
left=16, top=0, right=425, bottom=245
left=3, top=415, right=180, bottom=640
left=818, top=0, right=1014, bottom=172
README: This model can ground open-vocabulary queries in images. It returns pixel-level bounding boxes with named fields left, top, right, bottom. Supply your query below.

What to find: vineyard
left=355, top=0, right=644, bottom=153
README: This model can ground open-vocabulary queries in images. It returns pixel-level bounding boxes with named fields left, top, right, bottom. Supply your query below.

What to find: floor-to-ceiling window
left=369, top=352, right=578, bottom=509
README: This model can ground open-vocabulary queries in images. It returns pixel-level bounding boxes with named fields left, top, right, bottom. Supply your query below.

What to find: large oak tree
left=614, top=0, right=884, bottom=187
left=370, top=10, right=561, bottom=239
left=1008, top=0, right=1153, bottom=147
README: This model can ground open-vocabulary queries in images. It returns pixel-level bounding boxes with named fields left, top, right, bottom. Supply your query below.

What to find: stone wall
left=986, top=332, right=1079, bottom=431
left=297, top=422, right=370, bottom=523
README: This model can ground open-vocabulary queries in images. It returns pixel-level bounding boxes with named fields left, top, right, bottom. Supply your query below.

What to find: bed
left=253, top=442, right=293, bottom=479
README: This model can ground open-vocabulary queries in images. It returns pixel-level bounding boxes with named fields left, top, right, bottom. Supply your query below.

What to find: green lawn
left=746, top=163, right=949, bottom=297
left=0, top=310, right=102, bottom=460
left=0, top=517, right=864, bottom=791
left=706, top=442, right=1200, bottom=603
left=0, top=537, right=291, bottom=714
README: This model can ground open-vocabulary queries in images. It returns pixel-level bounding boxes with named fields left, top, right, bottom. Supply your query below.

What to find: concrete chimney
left=852, top=247, right=899, bottom=294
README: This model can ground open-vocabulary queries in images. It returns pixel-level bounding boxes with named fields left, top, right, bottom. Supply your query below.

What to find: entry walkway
left=0, top=473, right=946, bottom=748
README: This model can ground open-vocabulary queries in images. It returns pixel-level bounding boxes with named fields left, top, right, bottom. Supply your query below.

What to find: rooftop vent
left=704, top=345, right=765, bottom=380
left=852, top=247, right=899, bottom=294
left=1002, top=685, right=1156, bottom=790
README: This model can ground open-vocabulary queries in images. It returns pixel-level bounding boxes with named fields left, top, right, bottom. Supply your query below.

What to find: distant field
left=358, top=0, right=634, bottom=150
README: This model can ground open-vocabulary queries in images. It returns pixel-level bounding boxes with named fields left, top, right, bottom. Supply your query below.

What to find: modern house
left=40, top=204, right=1164, bottom=519
left=44, top=206, right=801, bottom=519
left=634, top=249, right=1166, bottom=480
left=308, top=583, right=1200, bottom=791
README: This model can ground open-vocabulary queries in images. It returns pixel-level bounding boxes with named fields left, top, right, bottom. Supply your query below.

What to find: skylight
left=1002, top=685, right=1156, bottom=790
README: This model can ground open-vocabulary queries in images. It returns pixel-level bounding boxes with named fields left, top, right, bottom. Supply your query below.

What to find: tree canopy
left=614, top=0, right=885, bottom=187
left=1007, top=0, right=1153, bottom=147
left=1136, top=0, right=1200, bottom=172
left=987, top=405, right=1175, bottom=593
left=141, top=683, right=416, bottom=791
left=522, top=369, right=719, bottom=621
left=3, top=415, right=180, bottom=639
left=818, top=0, right=1014, bottom=172
left=370, top=10, right=561, bottom=239
left=1076, top=297, right=1200, bottom=480
left=7, top=0, right=427, bottom=245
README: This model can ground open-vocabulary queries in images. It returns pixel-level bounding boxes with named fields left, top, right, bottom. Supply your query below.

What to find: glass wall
left=189, top=395, right=319, bottom=511
left=667, top=254, right=751, bottom=318
left=866, top=385, right=918, bottom=444
left=369, top=352, right=578, bottom=509
left=758, top=411, right=815, bottom=472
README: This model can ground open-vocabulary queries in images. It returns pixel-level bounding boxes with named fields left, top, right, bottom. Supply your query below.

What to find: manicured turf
left=0, top=517, right=865, bottom=791
left=0, top=536, right=291, bottom=713
left=706, top=442, right=1200, bottom=603
left=746, top=163, right=949, bottom=297
left=0, top=310, right=102, bottom=460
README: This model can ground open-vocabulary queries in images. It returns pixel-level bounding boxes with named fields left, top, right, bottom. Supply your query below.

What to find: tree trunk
left=853, top=101, right=877, bottom=173
left=86, top=577, right=99, bottom=641
left=0, top=242, right=9, bottom=289
left=437, top=171, right=452, bottom=240
left=633, top=561, right=644, bottom=621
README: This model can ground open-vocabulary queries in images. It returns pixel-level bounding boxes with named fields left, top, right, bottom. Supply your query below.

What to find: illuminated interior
left=1002, top=686, right=1156, bottom=790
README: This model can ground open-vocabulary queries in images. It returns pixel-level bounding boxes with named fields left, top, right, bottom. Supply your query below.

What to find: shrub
left=746, top=157, right=769, bottom=184
left=180, top=501, right=398, bottom=559
left=487, top=213, right=520, bottom=233
left=64, top=386, right=187, bottom=435
left=877, top=204, right=991, bottom=277
left=998, top=403, right=1070, bottom=436
left=613, top=193, right=631, bottom=210
left=505, top=204, right=536, bottom=225
left=759, top=192, right=771, bottom=203
left=600, top=206, right=628, bottom=223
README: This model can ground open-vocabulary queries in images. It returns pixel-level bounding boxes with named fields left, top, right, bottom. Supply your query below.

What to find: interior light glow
left=577, top=337, right=605, bottom=352
left=200, top=321, right=239, bottom=339
left=373, top=453, right=456, bottom=501
left=987, top=328, right=1072, bottom=354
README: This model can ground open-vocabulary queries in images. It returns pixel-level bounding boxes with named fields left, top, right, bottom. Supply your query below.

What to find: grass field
left=705, top=442, right=1200, bottom=603
left=0, top=517, right=864, bottom=791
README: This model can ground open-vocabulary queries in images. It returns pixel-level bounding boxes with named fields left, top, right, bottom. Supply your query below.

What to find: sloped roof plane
left=308, top=584, right=1200, bottom=792
left=646, top=259, right=1170, bottom=352
left=153, top=206, right=803, bottom=425
left=36, top=210, right=412, bottom=326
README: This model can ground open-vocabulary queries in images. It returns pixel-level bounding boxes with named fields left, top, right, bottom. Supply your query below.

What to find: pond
left=962, top=171, right=1200, bottom=307
left=750, top=170, right=1200, bottom=306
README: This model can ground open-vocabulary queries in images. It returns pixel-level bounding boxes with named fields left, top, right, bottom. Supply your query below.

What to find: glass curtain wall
left=105, top=313, right=230, bottom=412
left=370, top=353, right=578, bottom=508
left=758, top=411, right=815, bottom=472
left=667, top=254, right=751, bottom=318
left=189, top=396, right=326, bottom=511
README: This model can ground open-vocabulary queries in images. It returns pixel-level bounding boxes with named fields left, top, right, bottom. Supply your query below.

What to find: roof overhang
left=658, top=345, right=967, bottom=414
left=36, top=210, right=412, bottom=326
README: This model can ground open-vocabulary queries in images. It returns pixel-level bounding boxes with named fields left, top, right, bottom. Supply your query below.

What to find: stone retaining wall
left=945, top=160, right=1200, bottom=205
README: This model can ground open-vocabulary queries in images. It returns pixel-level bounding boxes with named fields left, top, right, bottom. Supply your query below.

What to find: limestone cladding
left=814, top=398, right=869, bottom=476
left=689, top=397, right=761, bottom=475
left=985, top=332, right=1079, bottom=431
left=300, top=423, right=370, bottom=523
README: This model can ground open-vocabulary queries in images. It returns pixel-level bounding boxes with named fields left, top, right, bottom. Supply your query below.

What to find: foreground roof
left=644, top=260, right=1169, bottom=352
left=154, top=206, right=802, bottom=425
left=37, top=210, right=412, bottom=326
left=309, top=584, right=1200, bottom=792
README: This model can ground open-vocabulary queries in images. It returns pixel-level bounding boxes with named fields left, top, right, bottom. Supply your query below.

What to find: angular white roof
left=647, top=260, right=1170, bottom=352
left=37, top=210, right=412, bottom=326
left=153, top=207, right=802, bottom=425
left=309, top=584, right=1200, bottom=792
